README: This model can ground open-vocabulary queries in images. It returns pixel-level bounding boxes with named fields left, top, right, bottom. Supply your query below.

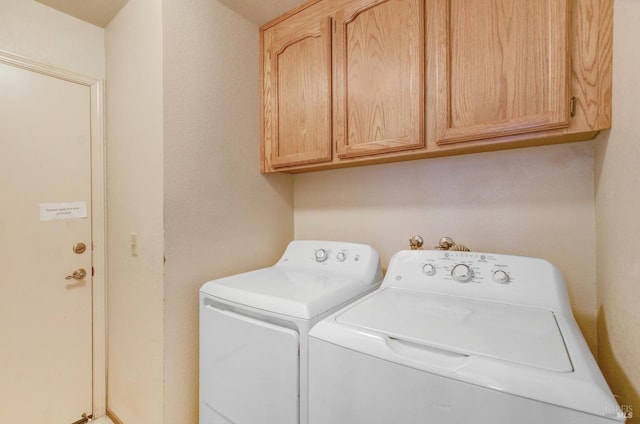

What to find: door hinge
left=92, top=267, right=95, bottom=277
left=570, top=96, right=577, bottom=117
left=71, top=413, right=93, bottom=424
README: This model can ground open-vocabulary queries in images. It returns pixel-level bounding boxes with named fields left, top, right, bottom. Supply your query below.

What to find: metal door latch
left=65, top=268, right=87, bottom=280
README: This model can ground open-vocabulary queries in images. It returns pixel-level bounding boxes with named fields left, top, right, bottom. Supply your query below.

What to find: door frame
left=0, top=49, right=107, bottom=418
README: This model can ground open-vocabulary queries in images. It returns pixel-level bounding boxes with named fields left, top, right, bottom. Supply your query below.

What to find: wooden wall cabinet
left=261, top=0, right=425, bottom=172
left=333, top=0, right=425, bottom=159
left=260, top=0, right=612, bottom=173
left=261, top=2, right=333, bottom=170
left=435, top=0, right=571, bottom=145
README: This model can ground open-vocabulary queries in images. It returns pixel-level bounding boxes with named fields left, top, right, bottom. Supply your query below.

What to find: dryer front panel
left=200, top=301, right=299, bottom=424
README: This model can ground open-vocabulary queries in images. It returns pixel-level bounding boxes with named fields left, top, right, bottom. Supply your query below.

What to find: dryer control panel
left=382, top=250, right=570, bottom=313
left=276, top=240, right=381, bottom=276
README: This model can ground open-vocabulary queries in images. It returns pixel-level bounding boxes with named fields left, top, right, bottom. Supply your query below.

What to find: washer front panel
left=308, top=337, right=615, bottom=424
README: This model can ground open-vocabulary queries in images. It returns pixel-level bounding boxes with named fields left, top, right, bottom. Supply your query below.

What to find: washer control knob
left=422, top=263, right=436, bottom=276
left=315, top=249, right=329, bottom=262
left=451, top=263, right=474, bottom=283
left=337, top=252, right=347, bottom=262
left=492, top=269, right=510, bottom=284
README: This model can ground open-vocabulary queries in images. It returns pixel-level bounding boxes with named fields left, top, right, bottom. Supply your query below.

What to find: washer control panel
left=419, top=251, right=513, bottom=285
left=384, top=249, right=569, bottom=311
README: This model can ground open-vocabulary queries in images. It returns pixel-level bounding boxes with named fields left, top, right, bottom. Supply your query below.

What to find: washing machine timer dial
left=492, top=269, right=511, bottom=284
left=422, top=263, right=436, bottom=276
left=451, top=263, right=474, bottom=283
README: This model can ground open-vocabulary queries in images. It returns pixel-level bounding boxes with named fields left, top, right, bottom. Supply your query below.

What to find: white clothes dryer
left=199, top=240, right=382, bottom=424
left=308, top=250, right=625, bottom=424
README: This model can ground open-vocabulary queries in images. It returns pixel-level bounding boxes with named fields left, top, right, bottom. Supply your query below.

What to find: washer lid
left=336, top=288, right=573, bottom=372
left=200, top=267, right=376, bottom=319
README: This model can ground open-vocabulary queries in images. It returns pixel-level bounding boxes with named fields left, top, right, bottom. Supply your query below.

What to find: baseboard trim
left=106, top=408, right=124, bottom=424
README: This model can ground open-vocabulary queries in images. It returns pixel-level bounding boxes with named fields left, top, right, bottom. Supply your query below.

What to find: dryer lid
left=200, top=267, right=377, bottom=319
left=336, top=288, right=573, bottom=372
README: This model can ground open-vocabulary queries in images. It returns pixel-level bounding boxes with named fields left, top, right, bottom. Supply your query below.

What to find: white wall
left=594, top=0, right=640, bottom=419
left=0, top=0, right=104, bottom=77
left=295, top=142, right=598, bottom=350
left=105, top=0, right=165, bottom=422
left=162, top=0, right=293, bottom=421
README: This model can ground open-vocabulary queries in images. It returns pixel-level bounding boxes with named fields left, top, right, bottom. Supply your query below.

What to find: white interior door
left=0, top=60, right=94, bottom=423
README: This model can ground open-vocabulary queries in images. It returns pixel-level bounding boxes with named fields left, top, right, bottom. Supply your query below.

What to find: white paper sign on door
left=39, top=201, right=88, bottom=221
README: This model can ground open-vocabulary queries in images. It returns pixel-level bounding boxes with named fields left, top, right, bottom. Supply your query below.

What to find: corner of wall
left=105, top=0, right=166, bottom=422
left=593, top=0, right=640, bottom=418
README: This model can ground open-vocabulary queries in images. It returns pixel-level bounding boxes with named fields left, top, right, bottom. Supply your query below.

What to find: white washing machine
left=309, top=250, right=625, bottom=424
left=199, top=240, right=382, bottom=424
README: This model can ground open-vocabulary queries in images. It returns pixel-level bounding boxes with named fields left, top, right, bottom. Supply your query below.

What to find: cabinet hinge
left=570, top=96, right=577, bottom=118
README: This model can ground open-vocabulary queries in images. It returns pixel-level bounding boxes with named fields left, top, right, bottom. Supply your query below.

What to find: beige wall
left=294, top=142, right=598, bottom=351
left=594, top=0, right=640, bottom=420
left=0, top=0, right=104, bottom=77
left=162, top=0, right=293, bottom=422
left=105, top=0, right=165, bottom=422
left=105, top=0, right=294, bottom=422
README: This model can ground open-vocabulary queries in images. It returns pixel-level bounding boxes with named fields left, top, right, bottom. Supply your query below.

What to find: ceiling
left=35, top=0, right=306, bottom=28
left=216, top=0, right=306, bottom=26
left=35, top=0, right=129, bottom=28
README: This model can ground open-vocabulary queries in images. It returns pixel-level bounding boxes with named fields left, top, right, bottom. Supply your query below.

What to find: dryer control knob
left=492, top=269, right=510, bottom=284
left=337, top=252, right=347, bottom=262
left=451, top=263, right=474, bottom=283
left=315, top=249, right=329, bottom=262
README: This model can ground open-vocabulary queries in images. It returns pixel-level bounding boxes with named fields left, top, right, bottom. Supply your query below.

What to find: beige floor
left=92, top=416, right=114, bottom=424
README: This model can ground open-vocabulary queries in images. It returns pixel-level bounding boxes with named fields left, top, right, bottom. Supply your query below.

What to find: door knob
left=65, top=268, right=87, bottom=280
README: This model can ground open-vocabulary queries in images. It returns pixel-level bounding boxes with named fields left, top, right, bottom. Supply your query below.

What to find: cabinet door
left=334, top=0, right=425, bottom=159
left=435, top=0, right=570, bottom=145
left=262, top=13, right=332, bottom=170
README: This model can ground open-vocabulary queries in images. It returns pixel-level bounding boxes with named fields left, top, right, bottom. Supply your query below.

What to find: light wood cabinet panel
left=569, top=0, right=612, bottom=131
left=260, top=0, right=611, bottom=173
left=262, top=7, right=333, bottom=170
left=435, top=0, right=570, bottom=145
left=261, top=0, right=425, bottom=172
left=334, top=0, right=425, bottom=158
